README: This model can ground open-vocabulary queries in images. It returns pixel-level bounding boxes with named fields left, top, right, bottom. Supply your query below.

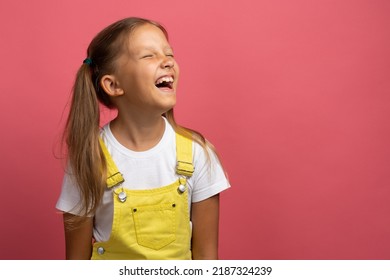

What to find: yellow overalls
left=91, top=133, right=194, bottom=260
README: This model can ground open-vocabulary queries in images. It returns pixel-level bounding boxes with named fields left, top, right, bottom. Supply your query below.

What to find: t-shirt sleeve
left=55, top=171, right=86, bottom=216
left=189, top=142, right=231, bottom=203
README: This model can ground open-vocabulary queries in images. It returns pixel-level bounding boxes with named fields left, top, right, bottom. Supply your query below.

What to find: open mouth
left=155, top=76, right=174, bottom=90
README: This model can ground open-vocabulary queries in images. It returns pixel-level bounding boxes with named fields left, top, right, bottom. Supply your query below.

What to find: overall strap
left=99, top=138, right=125, bottom=188
left=176, top=133, right=194, bottom=178
left=99, top=132, right=194, bottom=188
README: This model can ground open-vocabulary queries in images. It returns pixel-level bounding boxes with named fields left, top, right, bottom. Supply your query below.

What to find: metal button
left=97, top=247, right=105, bottom=255
left=178, top=184, right=186, bottom=193
left=118, top=191, right=127, bottom=203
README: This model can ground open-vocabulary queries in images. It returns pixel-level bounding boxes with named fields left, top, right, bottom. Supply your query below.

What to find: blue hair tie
left=83, top=58, right=93, bottom=66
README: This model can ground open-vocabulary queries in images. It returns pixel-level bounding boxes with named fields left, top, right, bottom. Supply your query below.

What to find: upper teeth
left=156, top=76, right=174, bottom=84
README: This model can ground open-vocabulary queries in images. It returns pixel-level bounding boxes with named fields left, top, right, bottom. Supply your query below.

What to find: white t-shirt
left=56, top=118, right=230, bottom=242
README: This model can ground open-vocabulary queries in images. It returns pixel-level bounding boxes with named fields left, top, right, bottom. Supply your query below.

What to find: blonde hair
left=63, top=17, right=218, bottom=224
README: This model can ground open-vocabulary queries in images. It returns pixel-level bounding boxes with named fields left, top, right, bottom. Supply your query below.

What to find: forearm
left=191, top=194, right=220, bottom=260
left=63, top=213, right=93, bottom=260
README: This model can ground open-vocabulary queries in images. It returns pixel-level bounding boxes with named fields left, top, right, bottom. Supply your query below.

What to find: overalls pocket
left=132, top=202, right=176, bottom=250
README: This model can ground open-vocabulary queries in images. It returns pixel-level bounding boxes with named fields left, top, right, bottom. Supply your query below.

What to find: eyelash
left=142, top=54, right=174, bottom=59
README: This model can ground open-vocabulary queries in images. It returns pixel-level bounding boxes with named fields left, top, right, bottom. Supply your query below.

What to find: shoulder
left=192, top=139, right=222, bottom=173
left=188, top=140, right=230, bottom=202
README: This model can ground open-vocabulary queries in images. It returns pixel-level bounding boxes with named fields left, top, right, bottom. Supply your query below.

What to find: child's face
left=114, top=23, right=179, bottom=115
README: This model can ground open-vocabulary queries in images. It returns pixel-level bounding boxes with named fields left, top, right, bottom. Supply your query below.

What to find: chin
left=155, top=98, right=175, bottom=114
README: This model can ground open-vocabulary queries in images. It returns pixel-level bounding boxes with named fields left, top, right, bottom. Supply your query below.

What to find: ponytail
left=64, top=63, right=106, bottom=218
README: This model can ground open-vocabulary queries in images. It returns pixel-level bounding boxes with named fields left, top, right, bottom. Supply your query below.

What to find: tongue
left=157, top=86, right=171, bottom=91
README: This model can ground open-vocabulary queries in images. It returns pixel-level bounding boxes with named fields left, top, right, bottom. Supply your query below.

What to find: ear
left=100, top=75, right=124, bottom=97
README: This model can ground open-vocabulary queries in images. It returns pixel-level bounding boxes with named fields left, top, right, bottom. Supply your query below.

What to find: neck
left=110, top=113, right=166, bottom=152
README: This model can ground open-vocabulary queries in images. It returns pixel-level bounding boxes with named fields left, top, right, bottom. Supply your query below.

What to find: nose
left=161, top=56, right=174, bottom=69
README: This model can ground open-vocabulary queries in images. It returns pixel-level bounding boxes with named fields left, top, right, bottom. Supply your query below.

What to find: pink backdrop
left=1, top=0, right=389, bottom=259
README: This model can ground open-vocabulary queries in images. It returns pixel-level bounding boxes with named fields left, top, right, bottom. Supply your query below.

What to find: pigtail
left=64, top=63, right=106, bottom=220
left=166, top=109, right=228, bottom=179
left=165, top=110, right=206, bottom=145
left=165, top=109, right=212, bottom=160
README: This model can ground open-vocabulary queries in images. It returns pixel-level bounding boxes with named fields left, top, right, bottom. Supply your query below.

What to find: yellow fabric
left=91, top=179, right=191, bottom=260
left=99, top=138, right=124, bottom=188
left=175, top=133, right=194, bottom=177
left=93, top=133, right=193, bottom=259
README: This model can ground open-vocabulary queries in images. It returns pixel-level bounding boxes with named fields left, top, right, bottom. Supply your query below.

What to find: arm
left=191, top=194, right=220, bottom=260
left=63, top=212, right=93, bottom=260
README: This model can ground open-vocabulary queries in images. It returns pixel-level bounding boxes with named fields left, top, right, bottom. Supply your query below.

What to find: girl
left=56, top=17, right=230, bottom=260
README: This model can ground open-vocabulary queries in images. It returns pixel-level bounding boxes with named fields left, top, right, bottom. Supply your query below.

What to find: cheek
left=174, top=60, right=180, bottom=72
left=132, top=68, right=154, bottom=88
left=140, top=64, right=158, bottom=80
left=174, top=64, right=180, bottom=82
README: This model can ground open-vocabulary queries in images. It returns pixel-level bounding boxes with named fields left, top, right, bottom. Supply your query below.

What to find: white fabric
left=56, top=117, right=230, bottom=242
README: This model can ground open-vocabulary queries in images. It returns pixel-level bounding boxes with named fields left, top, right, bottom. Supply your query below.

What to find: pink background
left=1, top=0, right=389, bottom=259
